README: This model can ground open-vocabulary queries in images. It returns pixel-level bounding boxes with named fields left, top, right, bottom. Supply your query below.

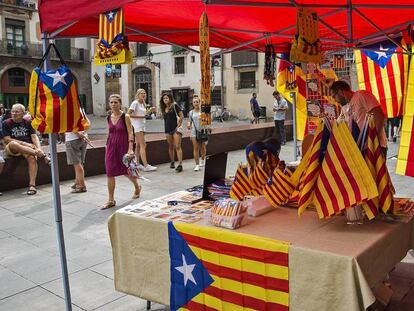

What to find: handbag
left=28, top=43, right=90, bottom=133
left=173, top=104, right=184, bottom=134
left=191, top=111, right=209, bottom=142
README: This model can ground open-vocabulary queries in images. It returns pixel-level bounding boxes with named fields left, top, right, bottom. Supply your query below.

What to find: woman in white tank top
left=127, top=89, right=157, bottom=172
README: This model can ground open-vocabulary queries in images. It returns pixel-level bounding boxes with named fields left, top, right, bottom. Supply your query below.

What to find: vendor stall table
left=108, top=206, right=414, bottom=311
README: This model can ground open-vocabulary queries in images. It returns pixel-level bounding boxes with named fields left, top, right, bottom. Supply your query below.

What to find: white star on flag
left=47, top=71, right=68, bottom=87
left=375, top=45, right=389, bottom=60
left=175, top=254, right=197, bottom=286
left=107, top=11, right=114, bottom=20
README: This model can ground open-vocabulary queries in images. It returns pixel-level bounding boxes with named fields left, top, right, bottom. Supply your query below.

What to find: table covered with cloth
left=108, top=207, right=414, bottom=311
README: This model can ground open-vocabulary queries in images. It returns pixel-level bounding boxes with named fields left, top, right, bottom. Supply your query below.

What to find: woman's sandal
left=71, top=186, right=87, bottom=194
left=101, top=200, right=116, bottom=210
left=27, top=185, right=37, bottom=195
left=132, top=186, right=142, bottom=199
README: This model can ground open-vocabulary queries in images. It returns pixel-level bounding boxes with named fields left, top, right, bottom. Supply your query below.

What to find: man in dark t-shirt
left=2, top=103, right=49, bottom=195
left=250, top=93, right=260, bottom=124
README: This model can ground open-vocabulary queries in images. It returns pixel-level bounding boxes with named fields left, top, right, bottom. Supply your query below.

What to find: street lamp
left=146, top=50, right=161, bottom=105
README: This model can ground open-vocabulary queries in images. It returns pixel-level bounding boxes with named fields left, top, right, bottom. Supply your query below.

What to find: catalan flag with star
left=99, top=9, right=124, bottom=46
left=355, top=38, right=408, bottom=118
left=29, top=65, right=89, bottom=133
left=168, top=222, right=290, bottom=311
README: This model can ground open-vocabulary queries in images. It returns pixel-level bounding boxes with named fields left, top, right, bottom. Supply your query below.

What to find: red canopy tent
left=39, top=0, right=414, bottom=53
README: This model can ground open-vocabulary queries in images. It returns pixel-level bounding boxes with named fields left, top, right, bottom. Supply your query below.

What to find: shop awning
left=38, top=0, right=414, bottom=53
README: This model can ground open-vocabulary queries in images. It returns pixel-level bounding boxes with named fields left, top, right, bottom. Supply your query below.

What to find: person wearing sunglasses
left=330, top=80, right=387, bottom=158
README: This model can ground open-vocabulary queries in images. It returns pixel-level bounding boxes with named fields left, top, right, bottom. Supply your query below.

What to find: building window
left=8, top=68, right=26, bottom=87
left=136, top=43, right=148, bottom=57
left=211, top=88, right=222, bottom=106
left=174, top=57, right=185, bottom=74
left=191, top=55, right=196, bottom=63
left=231, top=51, right=258, bottom=67
left=239, top=71, right=256, bottom=89
left=5, top=19, right=25, bottom=48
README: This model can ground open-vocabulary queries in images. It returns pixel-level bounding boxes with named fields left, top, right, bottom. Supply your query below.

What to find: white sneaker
left=138, top=164, right=145, bottom=170
left=144, top=165, right=157, bottom=172
left=194, top=165, right=200, bottom=171
left=200, top=160, right=205, bottom=167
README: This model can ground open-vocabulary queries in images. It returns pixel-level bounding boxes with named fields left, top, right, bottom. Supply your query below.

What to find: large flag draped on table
left=313, top=122, right=378, bottom=219
left=169, top=222, right=290, bottom=311
left=362, top=117, right=394, bottom=217
left=396, top=51, right=414, bottom=177
left=277, top=55, right=307, bottom=140
left=354, top=39, right=408, bottom=118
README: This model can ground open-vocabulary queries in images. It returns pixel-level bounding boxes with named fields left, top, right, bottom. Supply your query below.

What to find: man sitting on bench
left=2, top=103, right=50, bottom=195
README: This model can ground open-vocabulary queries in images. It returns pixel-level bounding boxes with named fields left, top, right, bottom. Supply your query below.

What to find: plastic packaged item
left=205, top=199, right=249, bottom=229
left=204, top=209, right=248, bottom=229
left=244, top=195, right=274, bottom=217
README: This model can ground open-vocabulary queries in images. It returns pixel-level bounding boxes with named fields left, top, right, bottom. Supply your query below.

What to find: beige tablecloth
left=108, top=207, right=414, bottom=311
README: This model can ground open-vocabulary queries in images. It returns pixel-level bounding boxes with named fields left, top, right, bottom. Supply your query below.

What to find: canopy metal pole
left=290, top=91, right=298, bottom=161
left=42, top=34, right=72, bottom=311
left=220, top=51, right=225, bottom=109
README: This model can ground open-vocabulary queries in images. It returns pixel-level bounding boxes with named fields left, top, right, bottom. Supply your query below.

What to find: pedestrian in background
left=160, top=92, right=184, bottom=172
left=250, top=93, right=260, bottom=124
left=187, top=95, right=207, bottom=171
left=127, top=88, right=157, bottom=172
left=273, top=91, right=288, bottom=145
left=65, top=130, right=88, bottom=193
left=102, top=94, right=141, bottom=210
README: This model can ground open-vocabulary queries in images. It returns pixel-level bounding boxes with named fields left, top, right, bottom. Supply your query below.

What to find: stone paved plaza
left=0, top=141, right=413, bottom=311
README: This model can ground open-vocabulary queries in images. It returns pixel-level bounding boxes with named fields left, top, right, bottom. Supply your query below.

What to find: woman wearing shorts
left=187, top=95, right=207, bottom=171
left=127, top=89, right=157, bottom=172
left=160, top=93, right=184, bottom=172
left=65, top=131, right=88, bottom=193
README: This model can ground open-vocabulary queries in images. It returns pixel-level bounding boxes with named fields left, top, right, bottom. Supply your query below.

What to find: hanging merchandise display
left=290, top=8, right=323, bottom=64
left=94, top=8, right=132, bottom=65
left=263, top=43, right=276, bottom=86
left=199, top=12, right=211, bottom=126
left=28, top=43, right=90, bottom=134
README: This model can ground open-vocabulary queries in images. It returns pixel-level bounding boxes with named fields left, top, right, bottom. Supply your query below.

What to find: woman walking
left=160, top=93, right=184, bottom=172
left=187, top=95, right=207, bottom=171
left=102, top=94, right=141, bottom=210
left=127, top=88, right=157, bottom=172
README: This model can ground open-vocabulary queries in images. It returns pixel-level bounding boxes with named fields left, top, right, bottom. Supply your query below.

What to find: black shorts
left=253, top=110, right=260, bottom=118
left=390, top=117, right=402, bottom=127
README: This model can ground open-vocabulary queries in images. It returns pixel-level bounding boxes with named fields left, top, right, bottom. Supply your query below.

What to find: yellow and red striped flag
left=229, top=164, right=252, bottom=201
left=297, top=120, right=325, bottom=215
left=263, top=168, right=295, bottom=207
left=169, top=222, right=290, bottom=311
left=264, top=151, right=280, bottom=175
left=249, top=162, right=269, bottom=195
left=313, top=122, right=378, bottom=219
left=396, top=53, right=414, bottom=177
left=99, top=9, right=124, bottom=46
left=277, top=55, right=308, bottom=140
left=361, top=117, right=394, bottom=217
left=333, top=54, right=345, bottom=69
left=355, top=39, right=408, bottom=118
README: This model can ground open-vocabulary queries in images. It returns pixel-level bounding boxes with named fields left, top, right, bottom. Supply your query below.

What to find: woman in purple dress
left=102, top=94, right=141, bottom=210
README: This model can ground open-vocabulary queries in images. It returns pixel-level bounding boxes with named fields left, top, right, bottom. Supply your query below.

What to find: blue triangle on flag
left=104, top=10, right=117, bottom=23
left=361, top=40, right=397, bottom=69
left=168, top=222, right=214, bottom=311
left=37, top=66, right=74, bottom=99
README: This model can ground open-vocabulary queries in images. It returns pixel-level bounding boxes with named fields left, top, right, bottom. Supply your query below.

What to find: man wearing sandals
left=65, top=131, right=88, bottom=193
left=2, top=103, right=50, bottom=195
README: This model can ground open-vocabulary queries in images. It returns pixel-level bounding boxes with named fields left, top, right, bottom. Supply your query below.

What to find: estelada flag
left=169, top=222, right=289, bottom=311
left=355, top=38, right=408, bottom=118
left=99, top=9, right=123, bottom=46
left=333, top=54, right=345, bottom=69
left=29, top=65, right=89, bottom=133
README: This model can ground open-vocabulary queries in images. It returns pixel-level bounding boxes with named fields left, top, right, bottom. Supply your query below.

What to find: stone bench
left=0, top=121, right=293, bottom=191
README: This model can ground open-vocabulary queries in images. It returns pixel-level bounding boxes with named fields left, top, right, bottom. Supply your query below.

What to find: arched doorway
left=1, top=67, right=30, bottom=108
left=133, top=67, right=153, bottom=106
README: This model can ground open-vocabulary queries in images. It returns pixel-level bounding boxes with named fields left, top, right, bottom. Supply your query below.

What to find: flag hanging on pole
left=354, top=39, right=408, bottom=118
left=169, top=222, right=290, bottom=311
left=396, top=51, right=414, bottom=177
left=277, top=55, right=308, bottom=140
left=332, top=54, right=345, bottom=69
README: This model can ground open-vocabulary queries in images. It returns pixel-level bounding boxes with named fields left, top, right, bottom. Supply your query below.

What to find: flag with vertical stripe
left=362, top=117, right=394, bottom=217
left=396, top=51, right=414, bottom=177
left=263, top=168, right=295, bottom=207
left=29, top=66, right=90, bottom=133
left=277, top=55, right=308, bottom=140
left=313, top=122, right=378, bottom=219
left=249, top=162, right=269, bottom=195
left=332, top=54, right=345, bottom=69
left=169, top=222, right=290, bottom=311
left=99, top=9, right=124, bottom=46
left=355, top=39, right=408, bottom=118
left=229, top=164, right=253, bottom=201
